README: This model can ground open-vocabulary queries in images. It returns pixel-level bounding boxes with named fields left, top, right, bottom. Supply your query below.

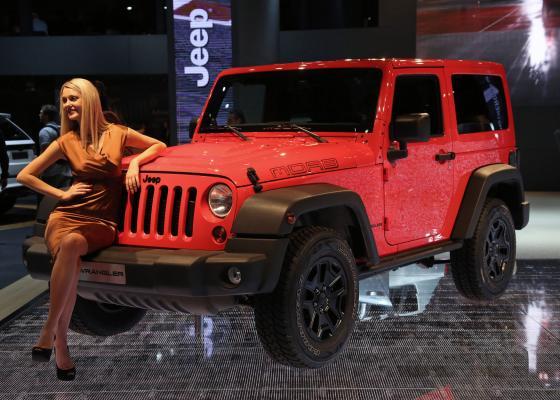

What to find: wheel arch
left=452, top=164, right=529, bottom=240
left=231, top=183, right=379, bottom=265
left=33, top=194, right=60, bottom=237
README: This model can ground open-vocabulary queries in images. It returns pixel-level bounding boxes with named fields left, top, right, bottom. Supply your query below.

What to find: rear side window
left=452, top=75, right=508, bottom=134
left=0, top=119, right=30, bottom=141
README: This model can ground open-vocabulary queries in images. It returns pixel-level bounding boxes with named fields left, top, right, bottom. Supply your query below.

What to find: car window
left=0, top=119, right=30, bottom=141
left=452, top=74, right=508, bottom=134
left=391, top=75, right=443, bottom=137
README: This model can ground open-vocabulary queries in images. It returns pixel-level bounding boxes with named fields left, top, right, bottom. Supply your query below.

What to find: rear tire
left=254, top=226, right=358, bottom=368
left=70, top=295, right=147, bottom=336
left=451, top=198, right=516, bottom=302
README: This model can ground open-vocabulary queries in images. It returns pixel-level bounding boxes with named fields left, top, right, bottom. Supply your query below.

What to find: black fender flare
left=230, top=183, right=379, bottom=264
left=451, top=164, right=529, bottom=240
left=33, top=195, right=60, bottom=237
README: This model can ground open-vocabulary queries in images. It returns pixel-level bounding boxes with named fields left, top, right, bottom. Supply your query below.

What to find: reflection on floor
left=0, top=260, right=559, bottom=399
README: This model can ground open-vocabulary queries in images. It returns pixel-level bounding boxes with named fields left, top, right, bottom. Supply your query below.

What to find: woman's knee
left=58, top=233, right=88, bottom=256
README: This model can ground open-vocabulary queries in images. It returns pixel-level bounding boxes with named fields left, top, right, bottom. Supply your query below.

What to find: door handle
left=435, top=151, right=455, bottom=163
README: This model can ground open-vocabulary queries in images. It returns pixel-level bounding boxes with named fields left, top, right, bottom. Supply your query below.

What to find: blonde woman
left=17, top=78, right=167, bottom=380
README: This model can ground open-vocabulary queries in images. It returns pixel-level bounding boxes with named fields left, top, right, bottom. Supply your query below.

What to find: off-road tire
left=0, top=195, right=16, bottom=215
left=254, top=226, right=358, bottom=368
left=69, top=295, right=147, bottom=336
left=451, top=198, right=516, bottom=302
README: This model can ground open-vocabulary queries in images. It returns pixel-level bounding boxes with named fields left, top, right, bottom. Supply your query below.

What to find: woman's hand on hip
left=60, top=182, right=92, bottom=201
left=125, top=160, right=140, bottom=194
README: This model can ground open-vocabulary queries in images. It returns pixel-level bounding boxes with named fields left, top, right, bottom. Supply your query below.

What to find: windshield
left=0, top=118, right=31, bottom=141
left=199, top=68, right=382, bottom=133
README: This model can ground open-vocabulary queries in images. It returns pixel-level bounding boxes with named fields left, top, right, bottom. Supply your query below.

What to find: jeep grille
left=116, top=173, right=235, bottom=250
left=118, top=184, right=197, bottom=238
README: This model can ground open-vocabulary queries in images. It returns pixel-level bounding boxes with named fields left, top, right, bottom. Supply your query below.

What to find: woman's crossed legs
left=34, top=232, right=88, bottom=369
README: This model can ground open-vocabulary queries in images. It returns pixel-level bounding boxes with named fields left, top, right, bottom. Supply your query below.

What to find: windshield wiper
left=223, top=124, right=249, bottom=141
left=290, top=123, right=328, bottom=143
left=264, top=123, right=327, bottom=143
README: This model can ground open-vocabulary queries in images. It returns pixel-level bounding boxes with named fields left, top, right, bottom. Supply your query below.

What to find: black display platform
left=0, top=260, right=558, bottom=399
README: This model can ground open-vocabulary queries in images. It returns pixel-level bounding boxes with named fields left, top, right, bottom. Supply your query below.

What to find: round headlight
left=208, top=184, right=233, bottom=218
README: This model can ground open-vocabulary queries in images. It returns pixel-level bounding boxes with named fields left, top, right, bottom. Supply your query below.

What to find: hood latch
left=247, top=167, right=263, bottom=193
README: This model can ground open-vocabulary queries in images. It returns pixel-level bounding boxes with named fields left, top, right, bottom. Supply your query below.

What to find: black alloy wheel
left=301, top=256, right=348, bottom=341
left=483, top=217, right=512, bottom=284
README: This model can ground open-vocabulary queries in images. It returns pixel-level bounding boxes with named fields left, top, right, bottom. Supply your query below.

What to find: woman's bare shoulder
left=58, top=131, right=78, bottom=144
left=107, top=123, right=129, bottom=135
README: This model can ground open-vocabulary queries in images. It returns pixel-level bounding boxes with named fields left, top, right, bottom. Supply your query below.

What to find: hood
left=124, top=140, right=361, bottom=187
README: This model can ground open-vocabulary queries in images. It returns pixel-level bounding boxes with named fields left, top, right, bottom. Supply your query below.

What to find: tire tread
left=69, top=296, right=147, bottom=336
left=254, top=226, right=353, bottom=368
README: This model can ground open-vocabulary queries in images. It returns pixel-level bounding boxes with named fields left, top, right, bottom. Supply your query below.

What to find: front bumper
left=23, top=236, right=288, bottom=300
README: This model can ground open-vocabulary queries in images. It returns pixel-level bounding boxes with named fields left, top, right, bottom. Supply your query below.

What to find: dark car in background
left=0, top=113, right=36, bottom=215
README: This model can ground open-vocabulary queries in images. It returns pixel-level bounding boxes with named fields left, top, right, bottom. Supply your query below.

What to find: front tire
left=451, top=198, right=516, bottom=302
left=70, top=295, right=147, bottom=336
left=254, top=226, right=358, bottom=368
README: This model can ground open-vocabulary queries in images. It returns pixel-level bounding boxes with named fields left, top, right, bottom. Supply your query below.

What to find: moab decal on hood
left=270, top=158, right=339, bottom=178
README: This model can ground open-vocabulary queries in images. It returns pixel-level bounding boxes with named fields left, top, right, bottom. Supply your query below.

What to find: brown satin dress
left=45, top=124, right=128, bottom=261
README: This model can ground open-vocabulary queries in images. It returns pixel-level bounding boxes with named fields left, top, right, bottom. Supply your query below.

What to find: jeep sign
left=172, top=0, right=232, bottom=144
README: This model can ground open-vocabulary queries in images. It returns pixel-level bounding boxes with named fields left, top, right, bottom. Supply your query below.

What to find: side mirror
left=387, top=140, right=408, bottom=163
left=188, top=117, right=199, bottom=139
left=387, top=113, right=431, bottom=162
left=392, top=113, right=431, bottom=143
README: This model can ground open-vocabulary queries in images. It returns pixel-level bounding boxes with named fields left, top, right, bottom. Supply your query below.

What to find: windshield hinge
left=383, top=167, right=389, bottom=182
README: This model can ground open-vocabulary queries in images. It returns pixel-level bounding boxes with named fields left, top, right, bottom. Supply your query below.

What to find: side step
left=359, top=240, right=463, bottom=279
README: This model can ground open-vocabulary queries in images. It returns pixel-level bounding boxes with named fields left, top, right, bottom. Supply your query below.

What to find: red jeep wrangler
left=24, top=59, right=529, bottom=368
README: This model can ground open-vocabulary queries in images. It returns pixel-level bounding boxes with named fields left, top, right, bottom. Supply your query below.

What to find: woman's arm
left=16, top=140, right=91, bottom=201
left=124, top=128, right=167, bottom=193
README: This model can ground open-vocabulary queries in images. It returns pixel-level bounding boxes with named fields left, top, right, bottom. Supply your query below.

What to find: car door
left=383, top=69, right=454, bottom=246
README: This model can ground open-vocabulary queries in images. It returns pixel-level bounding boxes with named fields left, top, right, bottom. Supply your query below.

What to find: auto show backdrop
left=417, top=0, right=560, bottom=190
left=170, top=0, right=232, bottom=144
left=165, top=0, right=556, bottom=189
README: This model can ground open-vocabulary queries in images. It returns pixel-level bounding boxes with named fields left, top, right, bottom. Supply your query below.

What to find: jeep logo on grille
left=142, top=175, right=161, bottom=184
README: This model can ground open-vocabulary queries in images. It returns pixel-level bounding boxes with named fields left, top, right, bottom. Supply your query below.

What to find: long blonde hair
left=59, top=78, right=109, bottom=151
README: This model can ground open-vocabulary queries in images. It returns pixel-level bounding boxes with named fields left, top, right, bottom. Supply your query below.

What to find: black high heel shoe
left=31, top=346, right=53, bottom=362
left=55, top=346, right=76, bottom=381
left=56, top=364, right=76, bottom=381
left=32, top=333, right=55, bottom=362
